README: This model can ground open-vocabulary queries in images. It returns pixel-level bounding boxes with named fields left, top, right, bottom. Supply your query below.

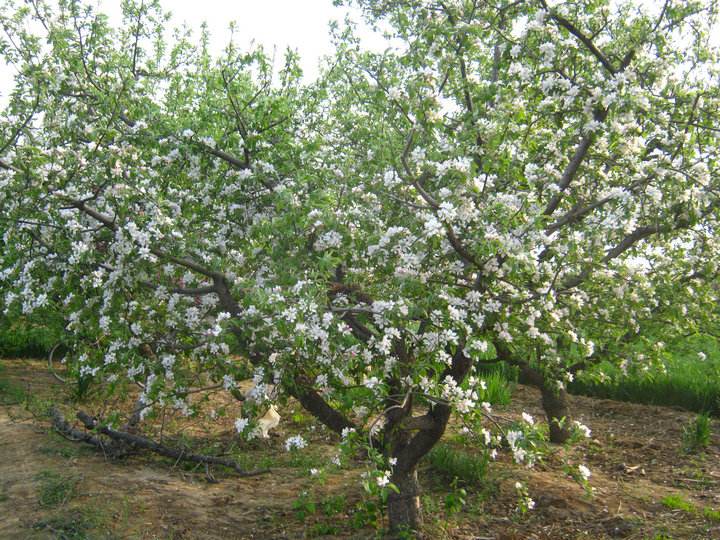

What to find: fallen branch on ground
left=50, top=407, right=127, bottom=458
left=49, top=407, right=268, bottom=477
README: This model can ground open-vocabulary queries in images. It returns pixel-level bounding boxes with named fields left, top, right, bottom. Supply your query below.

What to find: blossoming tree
left=317, top=0, right=720, bottom=436
left=299, top=0, right=720, bottom=527
left=1, top=0, right=719, bottom=536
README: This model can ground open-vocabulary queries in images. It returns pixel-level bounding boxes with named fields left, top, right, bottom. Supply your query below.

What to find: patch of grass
left=682, top=413, right=712, bottom=453
left=289, top=410, right=315, bottom=428
left=35, top=470, right=81, bottom=507
left=474, top=363, right=516, bottom=406
left=0, top=363, right=26, bottom=405
left=0, top=316, right=62, bottom=359
left=570, top=335, right=720, bottom=415
left=660, top=495, right=720, bottom=524
left=308, top=522, right=340, bottom=537
left=33, top=510, right=108, bottom=540
left=484, top=371, right=513, bottom=406
left=661, top=494, right=695, bottom=513
left=425, top=443, right=489, bottom=486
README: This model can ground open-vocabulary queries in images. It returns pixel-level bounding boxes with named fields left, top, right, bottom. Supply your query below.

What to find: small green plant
left=703, top=507, right=720, bottom=522
left=682, top=413, right=711, bottom=452
left=35, top=470, right=81, bottom=507
left=661, top=494, right=695, bottom=513
left=513, top=481, right=535, bottom=515
left=292, top=491, right=317, bottom=521
left=351, top=498, right=381, bottom=530
left=426, top=443, right=489, bottom=486
left=443, top=478, right=467, bottom=516
left=320, top=494, right=346, bottom=516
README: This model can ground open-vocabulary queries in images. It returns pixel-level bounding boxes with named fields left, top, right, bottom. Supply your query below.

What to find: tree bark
left=516, top=362, right=573, bottom=444
left=387, top=467, right=422, bottom=538
left=287, top=375, right=355, bottom=435
left=540, top=383, right=572, bottom=444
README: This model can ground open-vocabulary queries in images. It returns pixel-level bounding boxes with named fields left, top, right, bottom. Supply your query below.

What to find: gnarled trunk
left=384, top=400, right=452, bottom=537
left=387, top=467, right=422, bottom=537
left=540, top=382, right=572, bottom=444
left=517, top=363, right=573, bottom=444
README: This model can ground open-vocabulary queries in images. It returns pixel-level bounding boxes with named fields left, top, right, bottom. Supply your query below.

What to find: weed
left=351, top=498, right=380, bottom=530
left=443, top=478, right=467, bottom=516
left=682, top=413, right=711, bottom=453
left=320, top=494, right=346, bottom=516
left=703, top=507, right=720, bottom=522
left=35, top=470, right=81, bottom=507
left=292, top=491, right=317, bottom=521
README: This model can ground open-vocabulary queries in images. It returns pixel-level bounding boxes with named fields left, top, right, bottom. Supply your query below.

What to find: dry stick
left=75, top=411, right=269, bottom=477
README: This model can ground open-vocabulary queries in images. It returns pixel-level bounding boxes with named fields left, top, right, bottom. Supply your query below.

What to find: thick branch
left=288, top=376, right=356, bottom=435
left=543, top=108, right=608, bottom=217
left=50, top=407, right=124, bottom=456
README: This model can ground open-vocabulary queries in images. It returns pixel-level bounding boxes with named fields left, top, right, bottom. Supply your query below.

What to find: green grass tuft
left=661, top=494, right=695, bottom=513
left=683, top=413, right=712, bottom=453
left=425, top=443, right=489, bottom=486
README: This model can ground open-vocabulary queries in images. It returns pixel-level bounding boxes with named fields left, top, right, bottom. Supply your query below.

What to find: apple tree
left=1, top=0, right=720, bottom=536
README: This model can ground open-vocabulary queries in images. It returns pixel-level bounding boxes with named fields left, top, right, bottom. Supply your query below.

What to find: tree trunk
left=540, top=383, right=572, bottom=444
left=517, top=362, right=573, bottom=444
left=387, top=467, right=422, bottom=538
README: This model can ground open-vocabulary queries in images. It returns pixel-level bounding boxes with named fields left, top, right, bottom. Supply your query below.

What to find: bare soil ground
left=1, top=358, right=719, bottom=540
